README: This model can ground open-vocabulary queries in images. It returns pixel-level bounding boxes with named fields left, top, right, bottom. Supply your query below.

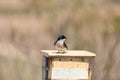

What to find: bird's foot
left=57, top=50, right=66, bottom=54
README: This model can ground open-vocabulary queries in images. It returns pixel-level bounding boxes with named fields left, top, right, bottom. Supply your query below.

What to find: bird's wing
left=64, top=42, right=68, bottom=50
left=54, top=41, right=57, bottom=46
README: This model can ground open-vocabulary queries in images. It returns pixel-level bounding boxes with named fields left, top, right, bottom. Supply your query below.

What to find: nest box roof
left=41, top=50, right=96, bottom=58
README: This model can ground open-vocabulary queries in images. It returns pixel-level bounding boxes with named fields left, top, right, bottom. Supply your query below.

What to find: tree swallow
left=54, top=34, right=68, bottom=53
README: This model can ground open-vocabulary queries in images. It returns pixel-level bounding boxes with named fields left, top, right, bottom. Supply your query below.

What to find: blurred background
left=0, top=0, right=120, bottom=80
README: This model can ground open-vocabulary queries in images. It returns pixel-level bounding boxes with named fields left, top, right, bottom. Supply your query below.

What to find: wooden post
left=41, top=50, right=96, bottom=80
left=42, top=56, right=48, bottom=80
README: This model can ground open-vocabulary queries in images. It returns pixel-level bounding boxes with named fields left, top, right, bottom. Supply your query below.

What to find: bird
left=54, top=34, right=68, bottom=53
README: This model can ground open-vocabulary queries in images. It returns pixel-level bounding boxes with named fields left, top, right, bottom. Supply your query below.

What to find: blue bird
left=54, top=34, right=68, bottom=53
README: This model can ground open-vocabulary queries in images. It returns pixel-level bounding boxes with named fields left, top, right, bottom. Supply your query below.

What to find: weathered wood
left=42, top=56, right=48, bottom=80
left=41, top=50, right=96, bottom=58
left=41, top=50, right=96, bottom=80
left=51, top=57, right=88, bottom=69
left=50, top=57, right=89, bottom=79
left=88, top=69, right=92, bottom=80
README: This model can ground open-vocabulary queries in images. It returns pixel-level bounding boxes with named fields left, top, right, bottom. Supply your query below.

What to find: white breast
left=55, top=39, right=66, bottom=50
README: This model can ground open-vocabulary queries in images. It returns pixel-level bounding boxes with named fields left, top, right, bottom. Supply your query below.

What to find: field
left=0, top=0, right=120, bottom=80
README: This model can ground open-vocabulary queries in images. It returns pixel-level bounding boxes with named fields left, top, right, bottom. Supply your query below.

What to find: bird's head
left=57, top=34, right=66, bottom=41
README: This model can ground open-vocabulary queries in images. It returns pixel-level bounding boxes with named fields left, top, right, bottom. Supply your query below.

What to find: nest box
left=41, top=50, right=96, bottom=80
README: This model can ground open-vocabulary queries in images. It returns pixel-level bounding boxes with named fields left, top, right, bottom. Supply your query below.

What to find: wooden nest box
left=41, top=50, right=96, bottom=80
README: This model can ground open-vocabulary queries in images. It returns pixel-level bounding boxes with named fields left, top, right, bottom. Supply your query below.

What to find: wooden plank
left=41, top=50, right=96, bottom=57
left=52, top=61, right=88, bottom=69
left=42, top=56, right=48, bottom=80
left=51, top=57, right=89, bottom=69
left=49, top=57, right=89, bottom=79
